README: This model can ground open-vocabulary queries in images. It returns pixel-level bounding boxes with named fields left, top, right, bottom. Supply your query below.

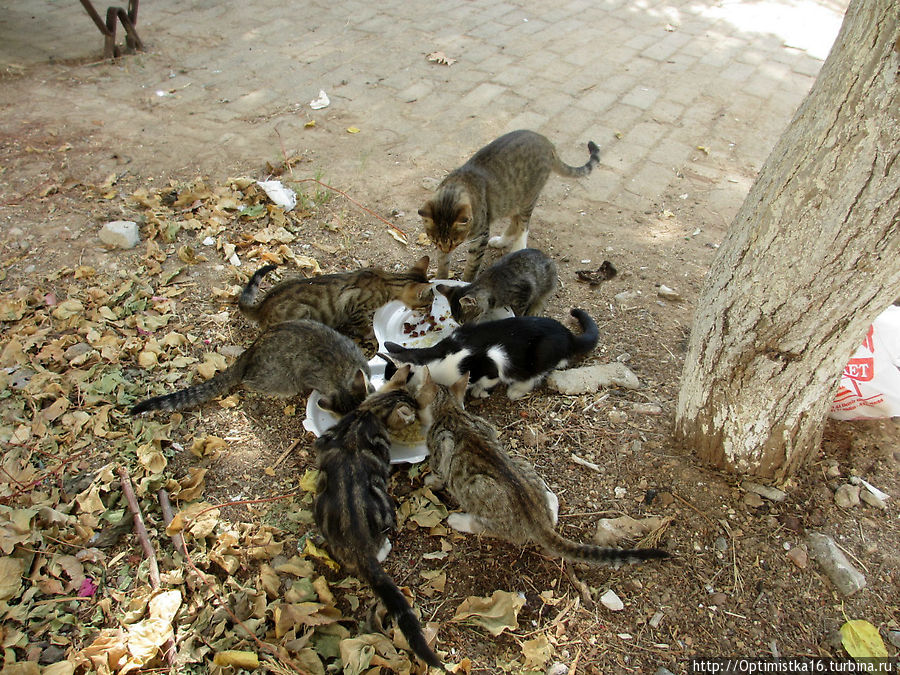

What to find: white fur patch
left=488, top=235, right=508, bottom=249
left=545, top=490, right=559, bottom=526
left=447, top=512, right=484, bottom=534
left=507, top=376, right=540, bottom=400
left=425, top=349, right=471, bottom=386
left=486, top=345, right=509, bottom=380
left=470, top=376, right=499, bottom=398
left=510, top=230, right=528, bottom=251
left=376, top=538, right=392, bottom=562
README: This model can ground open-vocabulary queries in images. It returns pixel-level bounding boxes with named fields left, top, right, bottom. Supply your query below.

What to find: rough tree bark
left=674, top=0, right=900, bottom=481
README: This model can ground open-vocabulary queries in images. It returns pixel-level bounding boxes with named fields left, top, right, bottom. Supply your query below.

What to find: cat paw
left=488, top=235, right=508, bottom=249
left=447, top=512, right=483, bottom=534
left=375, top=538, right=392, bottom=563
left=472, top=388, right=491, bottom=399
left=506, top=385, right=532, bottom=400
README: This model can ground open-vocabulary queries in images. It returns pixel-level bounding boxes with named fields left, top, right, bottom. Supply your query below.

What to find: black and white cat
left=383, top=308, right=598, bottom=400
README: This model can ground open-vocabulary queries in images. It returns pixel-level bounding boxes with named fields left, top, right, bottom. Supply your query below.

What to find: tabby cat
left=435, top=248, right=558, bottom=323
left=416, top=370, right=669, bottom=565
left=383, top=308, right=598, bottom=400
left=239, top=257, right=433, bottom=337
left=313, top=366, right=444, bottom=671
left=419, top=130, right=599, bottom=280
left=130, top=320, right=371, bottom=416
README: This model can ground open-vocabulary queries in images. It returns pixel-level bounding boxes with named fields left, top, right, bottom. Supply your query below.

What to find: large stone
left=547, top=363, right=640, bottom=395
left=806, top=532, right=866, bottom=596
left=99, top=220, right=140, bottom=249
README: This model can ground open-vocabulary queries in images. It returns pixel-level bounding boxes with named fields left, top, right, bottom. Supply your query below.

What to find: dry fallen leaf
left=426, top=51, right=457, bottom=66
left=452, top=589, right=525, bottom=636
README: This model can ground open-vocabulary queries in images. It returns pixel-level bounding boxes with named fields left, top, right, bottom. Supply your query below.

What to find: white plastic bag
left=829, top=305, right=900, bottom=420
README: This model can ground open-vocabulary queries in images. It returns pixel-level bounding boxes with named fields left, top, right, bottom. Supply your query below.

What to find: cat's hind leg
left=506, top=376, right=542, bottom=400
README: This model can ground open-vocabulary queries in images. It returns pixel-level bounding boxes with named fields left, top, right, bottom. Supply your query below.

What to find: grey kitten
left=435, top=248, right=558, bottom=323
left=419, top=130, right=599, bottom=280
left=131, top=319, right=371, bottom=416
left=415, top=370, right=670, bottom=565
left=313, top=366, right=444, bottom=671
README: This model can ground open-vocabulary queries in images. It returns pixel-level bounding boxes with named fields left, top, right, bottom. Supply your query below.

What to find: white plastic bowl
left=302, top=280, right=466, bottom=463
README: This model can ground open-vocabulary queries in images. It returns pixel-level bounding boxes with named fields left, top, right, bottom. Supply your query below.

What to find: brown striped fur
left=420, top=130, right=599, bottom=280
left=313, top=367, right=444, bottom=670
left=416, top=370, right=669, bottom=565
left=239, top=257, right=433, bottom=337
left=131, top=320, right=370, bottom=416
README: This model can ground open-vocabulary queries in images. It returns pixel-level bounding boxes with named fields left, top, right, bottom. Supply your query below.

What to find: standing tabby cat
left=420, top=130, right=599, bottom=280
left=239, top=257, right=433, bottom=337
left=313, top=366, right=444, bottom=671
left=130, top=320, right=371, bottom=416
left=416, top=371, right=669, bottom=565
left=435, top=248, right=558, bottom=323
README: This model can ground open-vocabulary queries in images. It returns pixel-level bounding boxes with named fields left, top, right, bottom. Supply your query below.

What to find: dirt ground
left=0, top=6, right=898, bottom=674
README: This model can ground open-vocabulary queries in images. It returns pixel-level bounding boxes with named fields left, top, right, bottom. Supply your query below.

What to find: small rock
left=421, top=177, right=441, bottom=191
left=39, top=644, right=67, bottom=664
left=825, top=463, right=841, bottom=478
left=600, top=589, right=624, bottom=611
left=649, top=611, right=665, bottom=628
left=64, top=342, right=93, bottom=361
left=859, top=490, right=886, bottom=509
left=709, top=592, right=728, bottom=605
left=523, top=426, right=541, bottom=447
left=806, top=532, right=866, bottom=595
left=614, top=290, right=640, bottom=305
left=742, top=480, right=787, bottom=502
left=99, top=220, right=140, bottom=249
left=657, top=284, right=681, bottom=301
left=888, top=630, right=900, bottom=650
left=786, top=546, right=808, bottom=569
left=547, top=363, right=640, bottom=394
left=608, top=409, right=627, bottom=424
left=546, top=664, right=568, bottom=675
left=202, top=236, right=216, bottom=246
left=834, top=483, right=860, bottom=508
left=655, top=669, right=675, bottom=675
left=778, top=514, right=804, bottom=533
left=743, top=492, right=765, bottom=508
left=713, top=537, right=727, bottom=552
left=632, top=402, right=662, bottom=414
left=219, top=345, right=245, bottom=359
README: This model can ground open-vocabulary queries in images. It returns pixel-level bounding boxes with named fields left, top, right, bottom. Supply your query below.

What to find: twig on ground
left=117, top=465, right=161, bottom=589
left=570, top=453, right=602, bottom=472
left=273, top=438, right=302, bottom=468
left=672, top=491, right=716, bottom=531
left=564, top=562, right=594, bottom=609
left=157, top=489, right=186, bottom=556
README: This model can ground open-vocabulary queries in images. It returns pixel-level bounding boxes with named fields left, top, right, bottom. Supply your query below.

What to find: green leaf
left=840, top=620, right=888, bottom=659
left=241, top=204, right=267, bottom=218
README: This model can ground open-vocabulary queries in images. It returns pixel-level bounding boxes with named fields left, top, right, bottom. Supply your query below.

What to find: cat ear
left=456, top=202, right=472, bottom=224
left=459, top=295, right=478, bottom=309
left=450, top=373, right=469, bottom=404
left=416, top=367, right=437, bottom=408
left=384, top=364, right=411, bottom=390
left=316, top=395, right=335, bottom=414
left=411, top=256, right=430, bottom=276
left=387, top=403, right=416, bottom=429
left=418, top=201, right=433, bottom=220
left=352, top=368, right=372, bottom=395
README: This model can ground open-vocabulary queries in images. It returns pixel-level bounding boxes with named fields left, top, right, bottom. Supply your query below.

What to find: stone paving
left=1, top=0, right=846, bottom=223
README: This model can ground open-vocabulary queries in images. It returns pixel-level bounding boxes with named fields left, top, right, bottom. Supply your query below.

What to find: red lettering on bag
left=843, top=358, right=873, bottom=381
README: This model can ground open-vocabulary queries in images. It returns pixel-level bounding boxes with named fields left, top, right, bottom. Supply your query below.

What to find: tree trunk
left=674, top=0, right=900, bottom=481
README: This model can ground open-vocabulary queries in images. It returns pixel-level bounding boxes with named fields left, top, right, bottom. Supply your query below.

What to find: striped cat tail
left=540, top=528, right=670, bottom=566
left=569, top=308, right=599, bottom=355
left=238, top=264, right=277, bottom=321
left=552, top=140, right=601, bottom=177
left=363, top=556, right=446, bottom=671
left=131, top=358, right=247, bottom=414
